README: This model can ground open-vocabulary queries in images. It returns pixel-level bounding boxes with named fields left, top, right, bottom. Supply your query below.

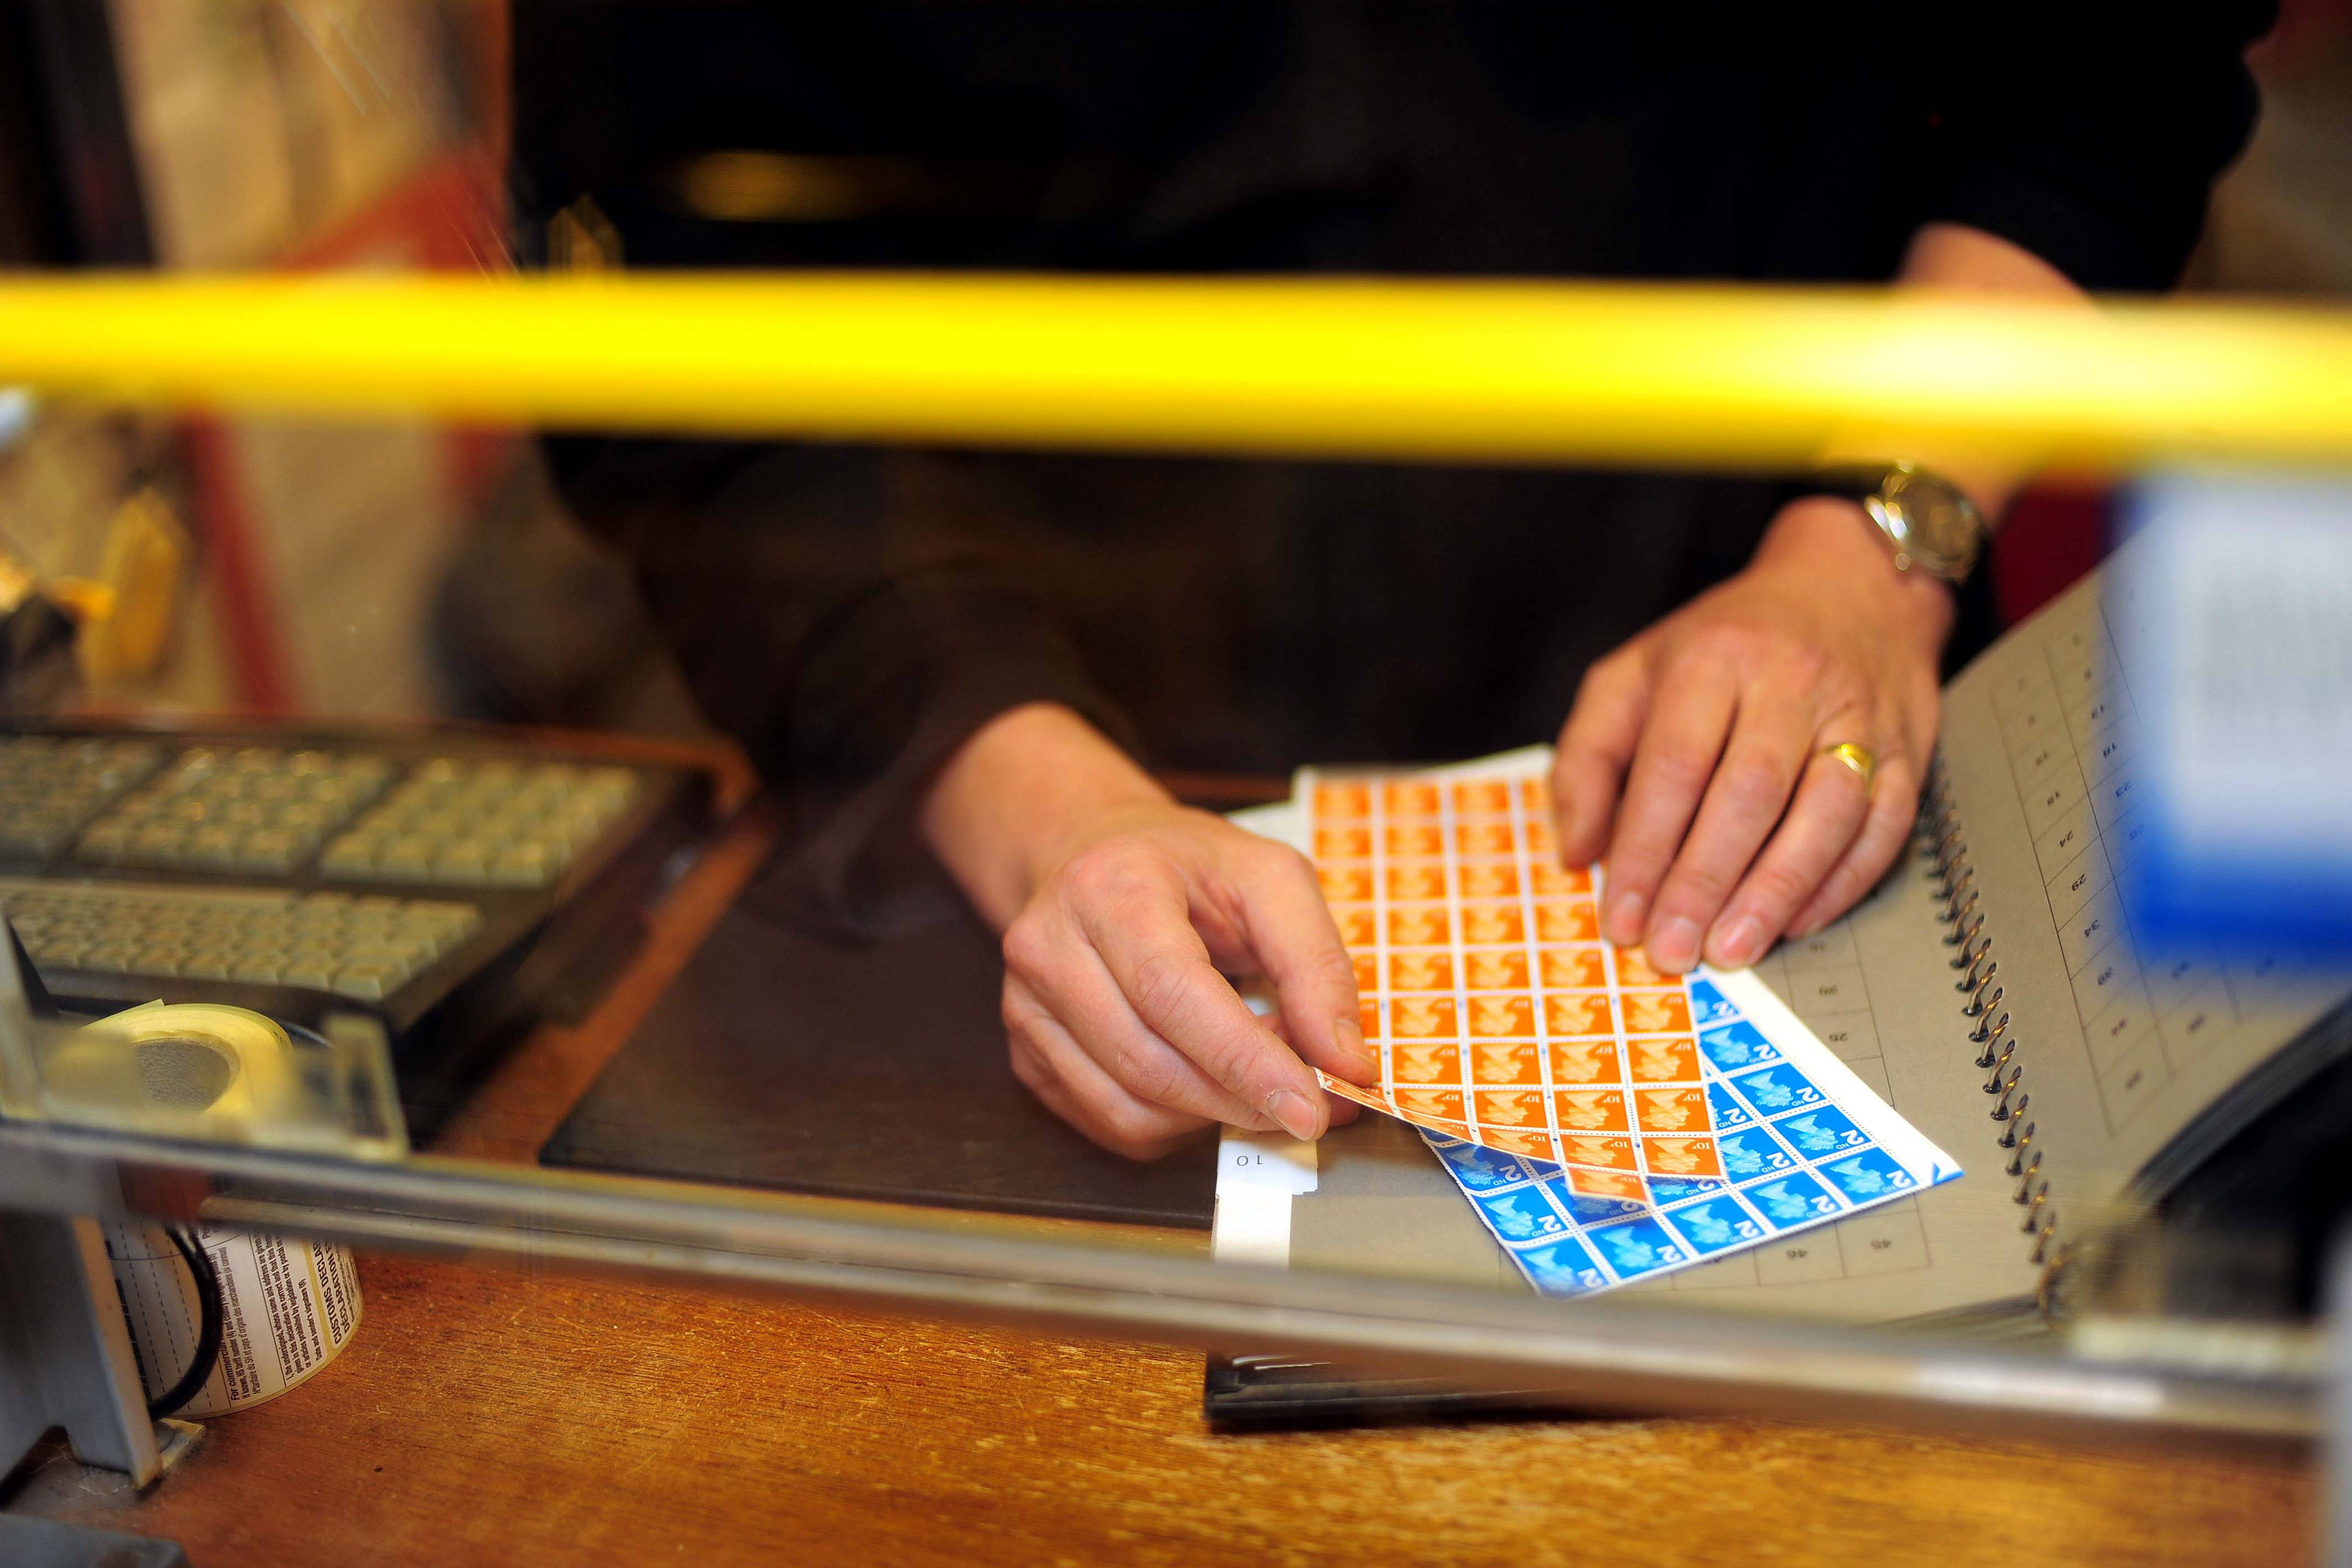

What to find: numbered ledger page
left=1929, top=559, right=2345, bottom=1211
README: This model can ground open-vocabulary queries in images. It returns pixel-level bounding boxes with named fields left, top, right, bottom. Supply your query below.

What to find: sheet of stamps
left=1304, top=766, right=1722, bottom=1204
left=1426, top=968, right=1965, bottom=1296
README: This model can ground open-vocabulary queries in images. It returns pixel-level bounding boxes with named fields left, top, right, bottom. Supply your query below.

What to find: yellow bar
left=2, top=272, right=2349, bottom=469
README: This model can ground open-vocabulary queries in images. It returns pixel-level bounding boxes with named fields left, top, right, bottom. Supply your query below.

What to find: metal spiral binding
left=1920, top=756, right=2061, bottom=1272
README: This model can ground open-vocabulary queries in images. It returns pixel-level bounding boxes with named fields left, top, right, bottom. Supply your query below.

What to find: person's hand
left=1552, top=497, right=1955, bottom=973
left=922, top=703, right=1375, bottom=1159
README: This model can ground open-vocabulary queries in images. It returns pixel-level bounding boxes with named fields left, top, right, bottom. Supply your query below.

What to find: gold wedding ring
left=1821, top=741, right=1877, bottom=794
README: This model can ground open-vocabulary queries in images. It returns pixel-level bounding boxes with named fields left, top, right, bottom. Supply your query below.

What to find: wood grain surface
left=2, top=775, right=2320, bottom=1565
left=11, top=1248, right=2316, bottom=1568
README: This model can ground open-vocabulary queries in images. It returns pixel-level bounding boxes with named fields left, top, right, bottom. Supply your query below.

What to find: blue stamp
left=1686, top=977, right=1739, bottom=1027
left=1699, top=1019, right=1781, bottom=1072
left=1728, top=1062, right=1825, bottom=1118
left=1660, top=1197, right=1765, bottom=1255
left=1820, top=1146, right=1920, bottom=1203
left=1535, top=1175, right=1648, bottom=1225
left=1717, top=1126, right=1795, bottom=1181
left=1432, top=1136, right=1534, bottom=1192
left=1742, top=1170, right=1843, bottom=1229
left=1705, top=1080, right=1754, bottom=1130
left=1587, top=1217, right=1689, bottom=1279
left=1772, top=1104, right=1868, bottom=1158
left=1645, top=1175, right=1727, bottom=1206
left=1514, top=1236, right=1610, bottom=1295
left=1475, top=1185, right=1568, bottom=1242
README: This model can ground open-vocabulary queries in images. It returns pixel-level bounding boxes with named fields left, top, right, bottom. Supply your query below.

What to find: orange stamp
left=1456, top=862, right=1520, bottom=899
left=1645, top=1137, right=1723, bottom=1178
left=1452, top=780, right=1514, bottom=815
left=1315, top=825, right=1371, bottom=859
left=1316, top=1073, right=1385, bottom=1113
left=1388, top=951, right=1454, bottom=992
left=1313, top=780, right=1370, bottom=818
left=1482, top=1127, right=1558, bottom=1160
left=1320, top=864, right=1374, bottom=902
left=1547, top=1038, right=1622, bottom=1084
left=1334, top=907, right=1377, bottom=947
left=1628, top=1037, right=1700, bottom=1083
left=1611, top=947, right=1672, bottom=987
left=1466, top=995, right=1534, bottom=1037
left=1463, top=949, right=1529, bottom=990
left=1551, top=1088, right=1629, bottom=1132
left=1386, top=862, right=1448, bottom=901
left=1381, top=780, right=1442, bottom=818
left=1516, top=778, right=1551, bottom=814
left=1538, top=946, right=1607, bottom=989
left=1387, top=906, right=1452, bottom=947
left=1534, top=899, right=1599, bottom=942
left=1523, top=816, right=1558, bottom=852
left=1556, top=1134, right=1638, bottom=1171
left=1360, top=997, right=1381, bottom=1040
left=1634, top=1086, right=1708, bottom=1133
left=1454, top=821, right=1516, bottom=856
left=1469, top=1040, right=1542, bottom=1085
left=1393, top=1087, right=1465, bottom=1121
left=1621, top=990, right=1693, bottom=1035
left=1351, top=952, right=1378, bottom=992
left=1565, top=1167, right=1647, bottom=1201
left=1529, top=861, right=1594, bottom=897
left=1473, top=1089, right=1546, bottom=1128
left=1390, top=996, right=1458, bottom=1038
left=1543, top=991, right=1614, bottom=1037
left=1385, top=823, right=1445, bottom=857
left=1459, top=903, right=1525, bottom=944
left=1391, top=1042, right=1462, bottom=1084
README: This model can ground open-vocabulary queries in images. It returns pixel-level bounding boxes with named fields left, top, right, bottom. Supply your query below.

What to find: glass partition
left=0, top=0, right=2348, bottom=1472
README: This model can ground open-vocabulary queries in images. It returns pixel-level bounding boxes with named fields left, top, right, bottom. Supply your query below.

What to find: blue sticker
left=1699, top=1020, right=1781, bottom=1072
left=1475, top=1185, right=1568, bottom=1242
left=1717, top=1126, right=1796, bottom=1181
left=1686, top=977, right=1739, bottom=1027
left=1819, top=1146, right=1920, bottom=1203
left=1432, top=1137, right=1534, bottom=1192
left=1514, top=1236, right=1610, bottom=1294
left=1705, top=1081, right=1754, bottom=1130
left=1742, top=1171, right=1844, bottom=1229
left=1645, top=1175, right=1728, bottom=1206
left=1771, top=1104, right=1868, bottom=1159
left=1660, top=1197, right=1766, bottom=1255
left=1730, top=1062, right=1826, bottom=1118
left=1587, top=1217, right=1690, bottom=1278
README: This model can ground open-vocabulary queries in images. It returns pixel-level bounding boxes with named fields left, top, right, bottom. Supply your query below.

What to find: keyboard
left=0, top=724, right=719, bottom=1133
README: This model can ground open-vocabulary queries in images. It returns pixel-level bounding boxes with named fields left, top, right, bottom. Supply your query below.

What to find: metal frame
left=0, top=1118, right=2320, bottom=1452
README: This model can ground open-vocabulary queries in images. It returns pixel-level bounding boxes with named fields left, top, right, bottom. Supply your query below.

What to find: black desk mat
left=540, top=895, right=1218, bottom=1228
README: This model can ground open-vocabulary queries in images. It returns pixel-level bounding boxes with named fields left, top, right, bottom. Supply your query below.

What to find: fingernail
left=1332, top=1015, right=1378, bottom=1080
left=1710, top=915, right=1763, bottom=970
left=1267, top=1089, right=1322, bottom=1142
left=1604, top=891, right=1646, bottom=946
left=1649, top=915, right=1701, bottom=973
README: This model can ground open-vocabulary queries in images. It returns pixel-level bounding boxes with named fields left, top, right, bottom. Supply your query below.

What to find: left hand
left=1551, top=495, right=1956, bottom=972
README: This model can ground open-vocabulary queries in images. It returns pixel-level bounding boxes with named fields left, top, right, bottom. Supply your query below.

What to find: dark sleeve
left=1924, top=1, right=2273, bottom=292
left=546, top=435, right=1134, bottom=936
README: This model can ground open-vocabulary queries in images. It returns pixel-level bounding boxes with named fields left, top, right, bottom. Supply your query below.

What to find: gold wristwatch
left=1806, top=461, right=1987, bottom=586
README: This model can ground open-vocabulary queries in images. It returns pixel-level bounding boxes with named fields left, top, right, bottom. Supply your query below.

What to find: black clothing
left=514, top=2, right=2270, bottom=930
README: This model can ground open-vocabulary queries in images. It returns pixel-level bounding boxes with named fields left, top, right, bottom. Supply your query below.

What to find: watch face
left=1885, top=470, right=1980, bottom=578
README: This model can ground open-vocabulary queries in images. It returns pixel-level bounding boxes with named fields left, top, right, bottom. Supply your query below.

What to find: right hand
left=922, top=704, right=1376, bottom=1160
